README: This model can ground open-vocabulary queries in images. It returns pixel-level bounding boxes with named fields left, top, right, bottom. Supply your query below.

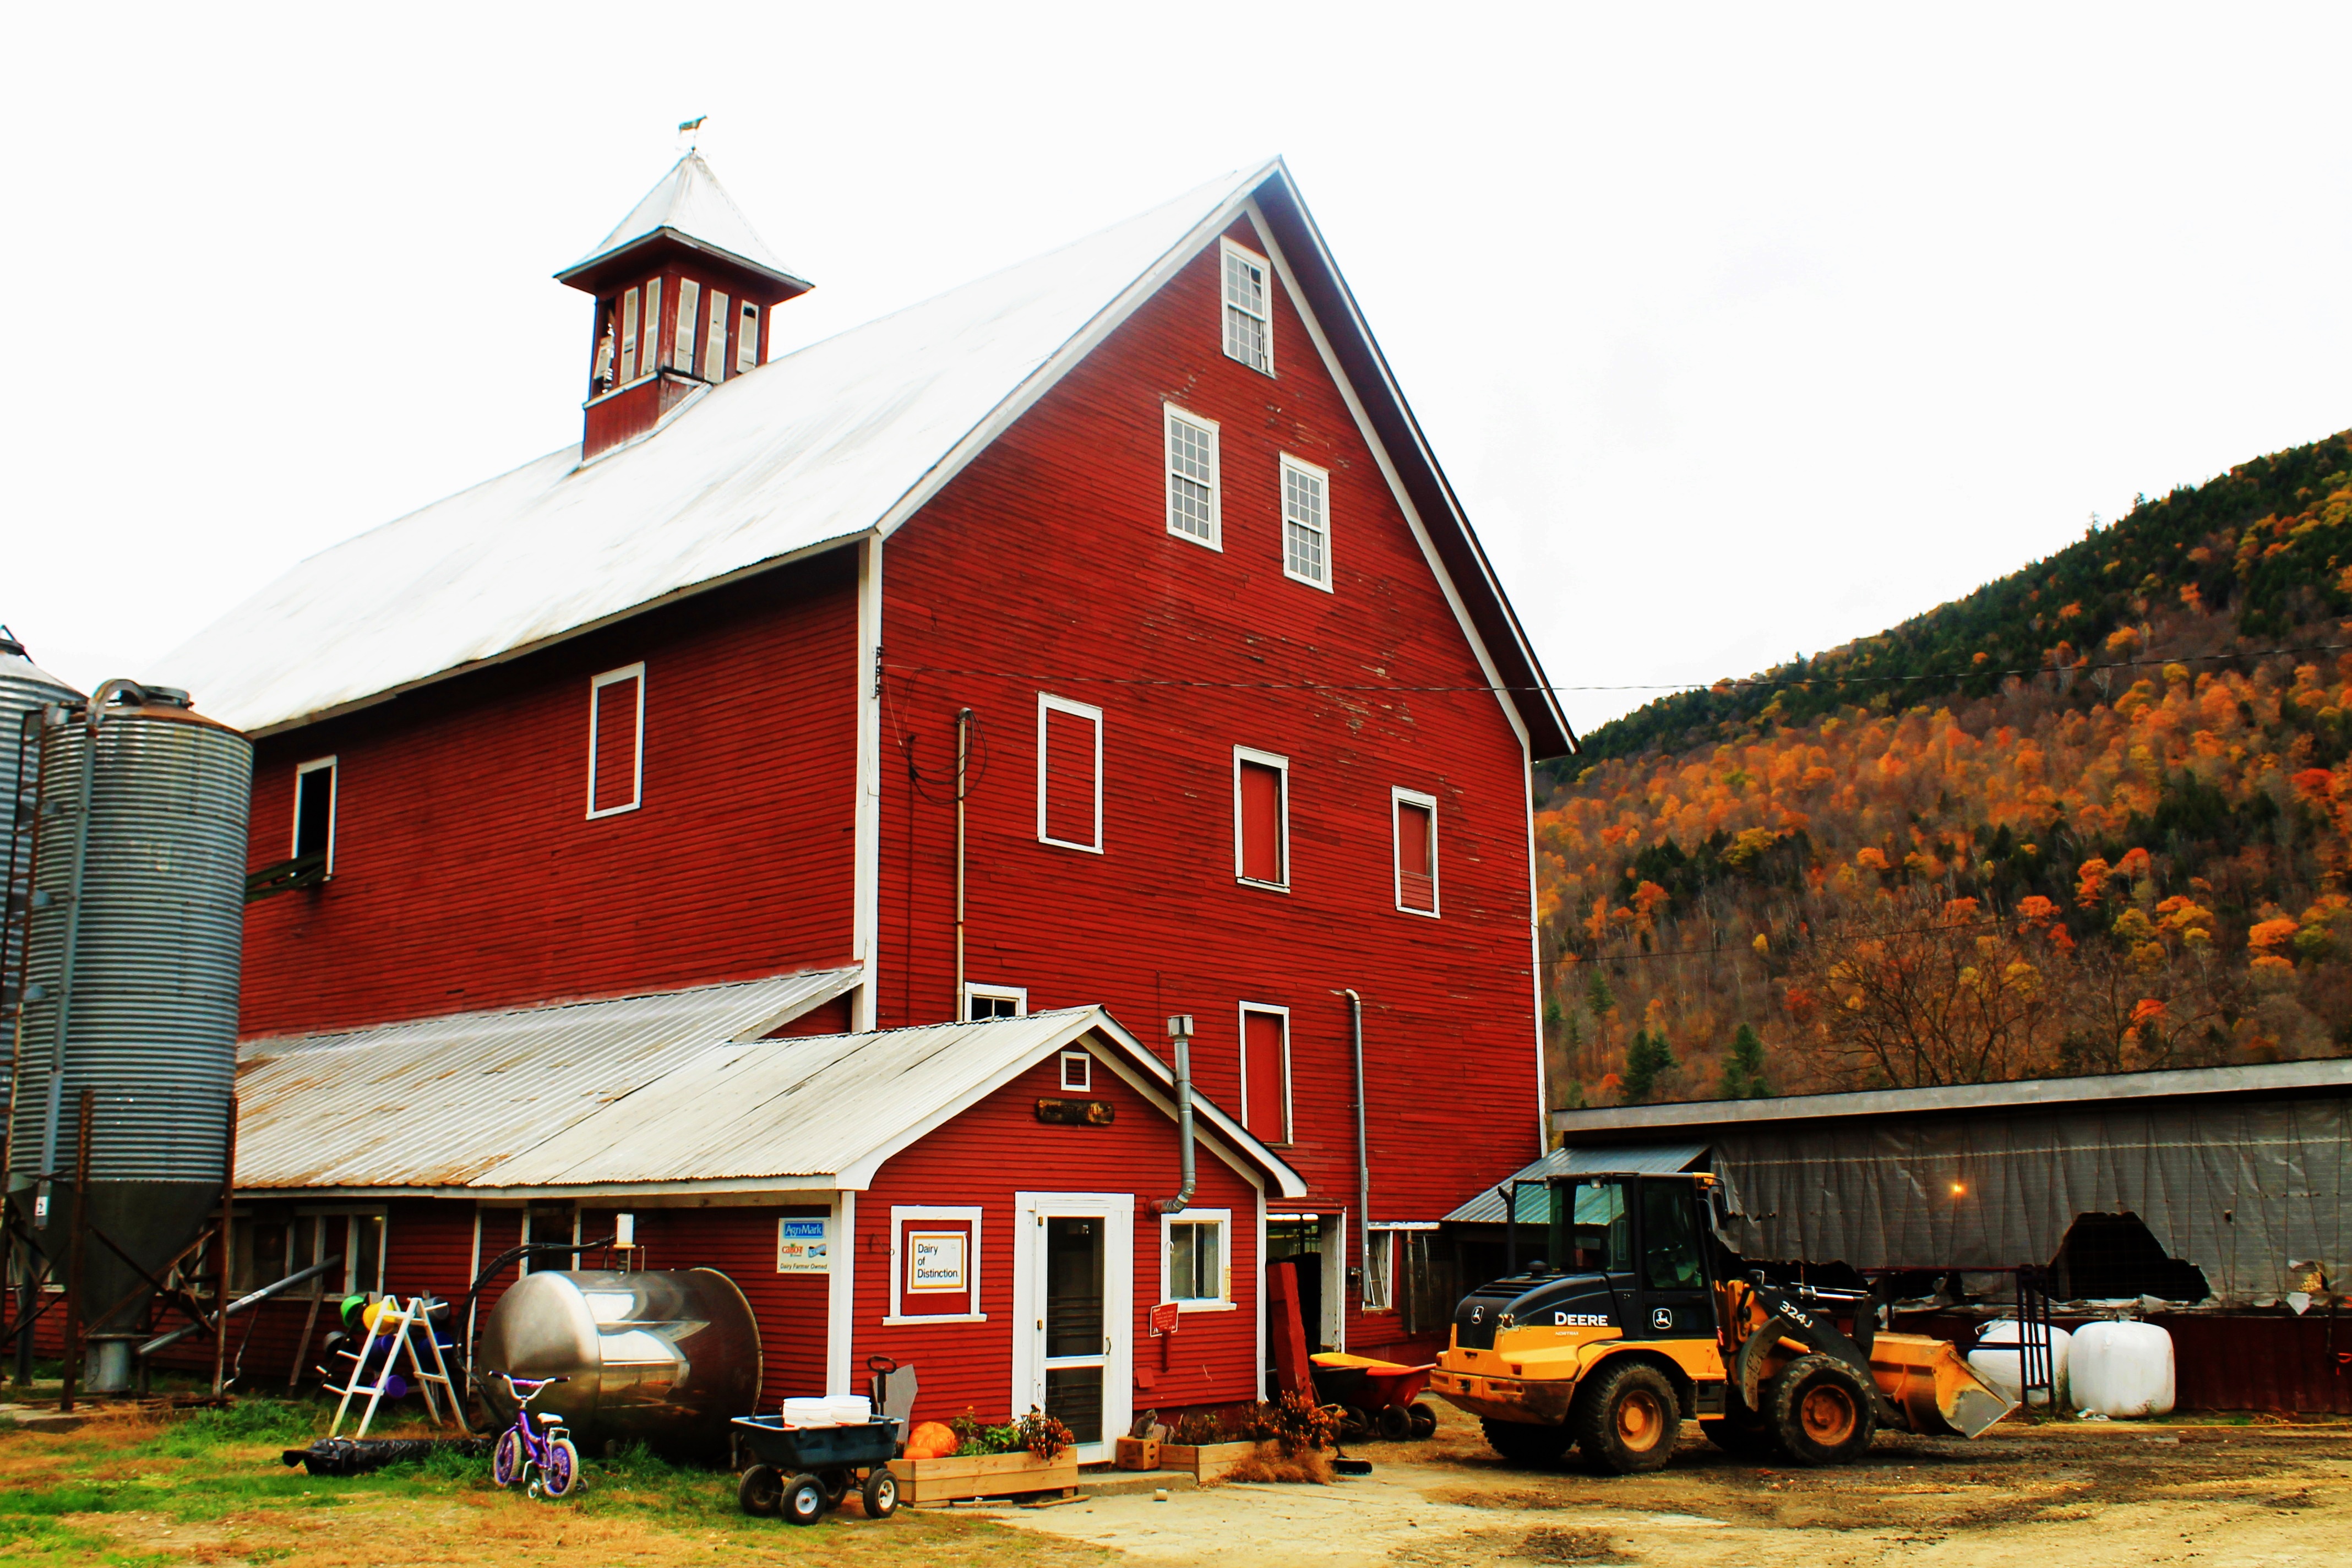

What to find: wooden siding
left=238, top=555, right=862, bottom=1038
left=854, top=1053, right=1263, bottom=1425
left=878, top=215, right=1542, bottom=1348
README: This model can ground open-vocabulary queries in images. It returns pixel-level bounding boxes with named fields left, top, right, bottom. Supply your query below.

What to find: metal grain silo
left=0, top=630, right=81, bottom=1049
left=6, top=679, right=252, bottom=1381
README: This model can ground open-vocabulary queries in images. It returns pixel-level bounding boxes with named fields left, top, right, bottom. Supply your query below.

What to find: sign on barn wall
left=777, top=1216, right=831, bottom=1273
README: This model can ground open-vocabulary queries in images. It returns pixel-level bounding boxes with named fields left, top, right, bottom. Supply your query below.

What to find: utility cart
left=731, top=1416, right=903, bottom=1525
left=1310, top=1352, right=1439, bottom=1441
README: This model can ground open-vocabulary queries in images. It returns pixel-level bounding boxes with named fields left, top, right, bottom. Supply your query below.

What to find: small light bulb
left=1949, top=1182, right=1966, bottom=1196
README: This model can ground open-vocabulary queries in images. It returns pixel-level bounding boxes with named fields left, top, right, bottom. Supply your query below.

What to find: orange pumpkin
left=904, top=1421, right=960, bottom=1460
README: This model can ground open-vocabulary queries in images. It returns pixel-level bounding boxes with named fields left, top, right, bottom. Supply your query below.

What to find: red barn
left=157, top=153, right=1573, bottom=1449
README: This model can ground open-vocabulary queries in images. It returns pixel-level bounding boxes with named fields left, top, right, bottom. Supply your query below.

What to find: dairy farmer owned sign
left=777, top=1216, right=831, bottom=1273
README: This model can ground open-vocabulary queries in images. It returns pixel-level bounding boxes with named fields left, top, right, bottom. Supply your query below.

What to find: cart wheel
left=1377, top=1404, right=1414, bottom=1442
left=738, top=1464, right=783, bottom=1517
left=819, top=1469, right=852, bottom=1505
left=782, top=1472, right=829, bottom=1526
left=862, top=1467, right=900, bottom=1520
left=1342, top=1405, right=1376, bottom=1442
left=1408, top=1402, right=1438, bottom=1439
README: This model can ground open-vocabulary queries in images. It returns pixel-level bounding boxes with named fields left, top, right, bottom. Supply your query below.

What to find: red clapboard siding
left=239, top=554, right=861, bottom=1037
left=853, top=1053, right=1262, bottom=1426
left=877, top=213, right=1542, bottom=1352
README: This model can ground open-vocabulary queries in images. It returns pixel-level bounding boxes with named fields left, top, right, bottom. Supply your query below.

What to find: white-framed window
left=674, top=279, right=700, bottom=371
left=295, top=1207, right=388, bottom=1296
left=886, top=1205, right=985, bottom=1325
left=1164, top=404, right=1221, bottom=549
left=643, top=278, right=662, bottom=373
left=703, top=289, right=729, bottom=382
left=1221, top=237, right=1272, bottom=375
left=1392, top=787, right=1439, bottom=917
left=737, top=301, right=760, bottom=373
left=966, top=983, right=1028, bottom=1021
left=1233, top=746, right=1289, bottom=890
left=587, top=663, right=646, bottom=819
left=1362, top=1227, right=1398, bottom=1311
left=1162, top=1207, right=1233, bottom=1310
left=293, top=756, right=337, bottom=874
left=1059, top=1049, right=1092, bottom=1092
left=1036, top=693, right=1103, bottom=853
left=619, top=286, right=641, bottom=382
left=1279, top=454, right=1331, bottom=590
left=1238, top=1002, right=1291, bottom=1145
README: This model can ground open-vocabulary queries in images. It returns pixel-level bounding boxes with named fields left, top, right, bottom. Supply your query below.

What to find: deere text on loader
left=1430, top=1171, right=2013, bottom=1473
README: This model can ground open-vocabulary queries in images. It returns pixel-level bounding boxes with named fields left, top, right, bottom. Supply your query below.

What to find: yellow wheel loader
left=1429, top=1170, right=2013, bottom=1474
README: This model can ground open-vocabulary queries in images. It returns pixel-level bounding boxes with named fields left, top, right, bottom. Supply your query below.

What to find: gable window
left=1036, top=693, right=1103, bottom=853
left=618, top=287, right=640, bottom=382
left=1164, top=1208, right=1232, bottom=1309
left=1221, top=237, right=1272, bottom=375
left=293, top=756, right=337, bottom=875
left=587, top=663, right=646, bottom=819
left=1058, top=1050, right=1091, bottom=1092
left=1164, top=405, right=1221, bottom=548
left=1280, top=455, right=1331, bottom=590
left=737, top=302, right=760, bottom=373
left=1233, top=747, right=1289, bottom=890
left=643, top=279, right=662, bottom=372
left=1239, top=1004, right=1291, bottom=1144
left=966, top=983, right=1028, bottom=1021
left=1393, top=788, right=1438, bottom=916
left=673, top=280, right=700, bottom=372
left=703, top=290, right=729, bottom=382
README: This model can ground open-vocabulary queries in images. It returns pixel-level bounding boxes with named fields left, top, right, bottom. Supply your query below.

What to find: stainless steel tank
left=6, top=680, right=252, bottom=1366
left=0, top=631, right=80, bottom=1052
left=478, top=1268, right=764, bottom=1458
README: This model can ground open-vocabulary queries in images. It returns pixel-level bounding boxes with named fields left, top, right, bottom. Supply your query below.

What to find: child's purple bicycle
left=489, top=1372, right=581, bottom=1499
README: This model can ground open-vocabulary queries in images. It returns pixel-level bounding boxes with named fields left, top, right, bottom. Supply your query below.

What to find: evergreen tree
left=1586, top=969, right=1616, bottom=1017
left=1621, top=1028, right=1675, bottom=1103
left=1718, top=1023, right=1770, bottom=1099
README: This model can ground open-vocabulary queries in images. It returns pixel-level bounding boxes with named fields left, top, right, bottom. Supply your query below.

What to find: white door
left=1011, top=1192, right=1132, bottom=1464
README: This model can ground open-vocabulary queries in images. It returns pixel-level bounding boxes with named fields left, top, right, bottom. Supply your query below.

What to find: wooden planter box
left=886, top=1450, right=1080, bottom=1503
left=1154, top=1440, right=1257, bottom=1483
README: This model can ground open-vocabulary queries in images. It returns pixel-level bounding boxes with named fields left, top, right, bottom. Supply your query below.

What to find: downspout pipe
left=1340, top=989, right=1369, bottom=1291
left=1158, top=1015, right=1195, bottom=1214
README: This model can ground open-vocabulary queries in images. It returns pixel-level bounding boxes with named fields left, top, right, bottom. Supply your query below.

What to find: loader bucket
left=1867, top=1332, right=2017, bottom=1438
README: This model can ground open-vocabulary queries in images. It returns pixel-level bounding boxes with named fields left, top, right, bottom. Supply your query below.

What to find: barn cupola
left=559, top=152, right=812, bottom=462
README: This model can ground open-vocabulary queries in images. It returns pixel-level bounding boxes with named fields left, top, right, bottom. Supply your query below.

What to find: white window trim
left=1161, top=1206, right=1235, bottom=1313
left=1360, top=1227, right=1396, bottom=1313
left=964, top=982, right=1030, bottom=1020
left=1163, top=403, right=1223, bottom=551
left=586, top=662, right=647, bottom=820
left=293, top=755, right=337, bottom=875
left=1391, top=786, right=1441, bottom=919
left=1035, top=693, right=1104, bottom=853
left=885, top=1204, right=987, bottom=1325
left=1232, top=746, right=1291, bottom=891
left=736, top=301, right=760, bottom=373
left=1059, top=1049, right=1092, bottom=1092
left=1277, top=453, right=1333, bottom=592
left=1238, top=1001, right=1293, bottom=1145
left=1220, top=236, right=1275, bottom=377
left=294, top=1205, right=389, bottom=1296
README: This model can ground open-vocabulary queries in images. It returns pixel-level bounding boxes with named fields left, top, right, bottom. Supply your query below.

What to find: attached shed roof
left=235, top=992, right=1304, bottom=1200
left=1441, top=1142, right=1710, bottom=1224
left=157, top=160, right=1571, bottom=759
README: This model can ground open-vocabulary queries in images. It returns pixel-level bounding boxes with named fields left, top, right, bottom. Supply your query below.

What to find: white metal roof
left=159, top=166, right=1270, bottom=737
left=233, top=967, right=861, bottom=1189
left=561, top=152, right=803, bottom=286
left=1441, top=1142, right=1712, bottom=1224
left=233, top=995, right=1305, bottom=1199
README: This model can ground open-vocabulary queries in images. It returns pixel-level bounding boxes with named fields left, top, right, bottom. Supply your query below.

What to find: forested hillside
left=1538, top=429, right=2352, bottom=1106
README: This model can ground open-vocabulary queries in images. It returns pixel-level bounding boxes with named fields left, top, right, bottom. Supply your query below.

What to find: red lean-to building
left=133, top=153, right=1575, bottom=1453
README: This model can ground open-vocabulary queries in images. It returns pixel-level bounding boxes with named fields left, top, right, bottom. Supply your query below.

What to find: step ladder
left=325, top=1295, right=462, bottom=1439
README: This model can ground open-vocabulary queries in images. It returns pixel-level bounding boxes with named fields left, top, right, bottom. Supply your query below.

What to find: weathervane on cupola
left=559, top=128, right=812, bottom=463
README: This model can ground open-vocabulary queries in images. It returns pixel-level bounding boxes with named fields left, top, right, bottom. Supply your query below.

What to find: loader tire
left=1766, top=1353, right=1877, bottom=1467
left=1570, top=1360, right=1679, bottom=1475
left=1480, top=1417, right=1574, bottom=1467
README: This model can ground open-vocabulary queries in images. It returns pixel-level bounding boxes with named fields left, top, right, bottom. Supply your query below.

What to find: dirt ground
left=983, top=1404, right=2352, bottom=1567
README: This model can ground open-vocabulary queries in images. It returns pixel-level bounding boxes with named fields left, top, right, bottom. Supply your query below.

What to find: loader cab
left=1451, top=1172, right=1724, bottom=1349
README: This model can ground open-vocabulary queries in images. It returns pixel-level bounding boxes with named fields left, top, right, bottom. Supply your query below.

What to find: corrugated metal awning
left=1441, top=1142, right=1711, bottom=1224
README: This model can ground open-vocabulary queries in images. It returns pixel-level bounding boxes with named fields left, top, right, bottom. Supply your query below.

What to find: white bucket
left=782, top=1396, right=839, bottom=1428
left=2070, top=1320, right=2175, bottom=1418
left=823, top=1395, right=873, bottom=1425
left=1966, top=1319, right=2073, bottom=1407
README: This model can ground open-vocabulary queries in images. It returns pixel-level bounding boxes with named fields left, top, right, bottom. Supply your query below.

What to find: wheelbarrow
left=1310, top=1352, right=1439, bottom=1442
left=731, top=1415, right=903, bottom=1525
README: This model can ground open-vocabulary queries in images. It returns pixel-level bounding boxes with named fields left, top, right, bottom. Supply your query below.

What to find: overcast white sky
left=5, top=4, right=2346, bottom=739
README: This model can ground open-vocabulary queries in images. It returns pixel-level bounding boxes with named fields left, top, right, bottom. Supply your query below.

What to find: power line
left=881, top=639, right=2351, bottom=699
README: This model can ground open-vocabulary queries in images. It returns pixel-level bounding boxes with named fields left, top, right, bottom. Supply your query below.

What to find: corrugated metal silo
left=6, top=679, right=253, bottom=1363
left=0, top=630, right=81, bottom=1056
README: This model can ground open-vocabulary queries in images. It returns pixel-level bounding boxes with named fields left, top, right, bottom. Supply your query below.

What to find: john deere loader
left=1429, top=1170, right=2012, bottom=1473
